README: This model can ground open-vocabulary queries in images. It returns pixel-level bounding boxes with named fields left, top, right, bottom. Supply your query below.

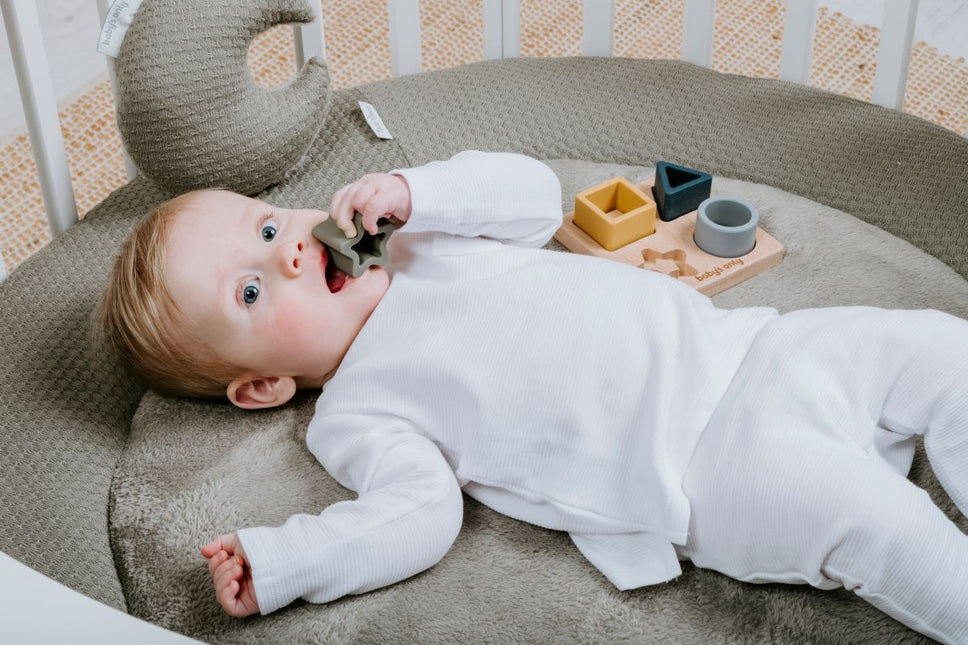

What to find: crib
left=1, top=1, right=966, bottom=643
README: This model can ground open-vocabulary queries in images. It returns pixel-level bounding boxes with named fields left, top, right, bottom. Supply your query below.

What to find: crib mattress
left=2, top=57, right=967, bottom=644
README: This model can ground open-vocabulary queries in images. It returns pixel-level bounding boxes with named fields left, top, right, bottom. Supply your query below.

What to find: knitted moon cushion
left=114, top=0, right=332, bottom=195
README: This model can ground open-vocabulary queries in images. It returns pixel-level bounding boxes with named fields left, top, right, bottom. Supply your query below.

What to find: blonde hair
left=99, top=190, right=241, bottom=398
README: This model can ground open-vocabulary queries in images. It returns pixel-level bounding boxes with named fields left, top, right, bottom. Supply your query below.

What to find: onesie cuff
left=236, top=525, right=306, bottom=615
left=389, top=163, right=453, bottom=234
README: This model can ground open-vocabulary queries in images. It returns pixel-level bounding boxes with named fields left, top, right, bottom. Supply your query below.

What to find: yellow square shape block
left=573, top=177, right=657, bottom=251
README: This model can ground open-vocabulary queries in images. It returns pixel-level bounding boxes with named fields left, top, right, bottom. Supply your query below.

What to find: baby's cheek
left=272, top=300, right=318, bottom=341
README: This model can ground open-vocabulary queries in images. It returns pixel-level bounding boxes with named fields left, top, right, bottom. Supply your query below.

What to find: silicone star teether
left=312, top=212, right=395, bottom=278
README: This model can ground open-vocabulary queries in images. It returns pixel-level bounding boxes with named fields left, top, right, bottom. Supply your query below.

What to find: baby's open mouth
left=324, top=249, right=348, bottom=293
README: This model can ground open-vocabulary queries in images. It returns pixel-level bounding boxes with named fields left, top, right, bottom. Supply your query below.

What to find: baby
left=101, top=151, right=968, bottom=643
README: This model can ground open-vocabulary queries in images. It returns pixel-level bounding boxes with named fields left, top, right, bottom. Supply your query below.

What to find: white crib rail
left=388, top=0, right=423, bottom=76
left=582, top=0, right=615, bottom=57
left=1, top=0, right=79, bottom=238
left=682, top=0, right=716, bottom=66
left=779, top=0, right=818, bottom=85
left=293, top=0, right=327, bottom=70
left=873, top=0, right=919, bottom=110
left=0, top=0, right=937, bottom=280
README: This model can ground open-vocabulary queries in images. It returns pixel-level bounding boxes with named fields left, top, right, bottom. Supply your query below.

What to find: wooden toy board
left=554, top=179, right=785, bottom=296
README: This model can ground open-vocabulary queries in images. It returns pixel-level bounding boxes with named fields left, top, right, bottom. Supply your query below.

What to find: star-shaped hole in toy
left=640, top=248, right=697, bottom=279
left=312, top=212, right=396, bottom=278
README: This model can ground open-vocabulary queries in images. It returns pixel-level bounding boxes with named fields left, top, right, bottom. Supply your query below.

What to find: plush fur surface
left=109, top=162, right=967, bottom=644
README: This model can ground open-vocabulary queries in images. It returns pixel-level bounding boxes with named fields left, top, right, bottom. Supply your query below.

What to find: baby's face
left=165, top=190, right=390, bottom=387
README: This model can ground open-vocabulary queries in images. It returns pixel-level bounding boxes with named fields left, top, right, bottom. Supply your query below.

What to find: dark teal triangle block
left=652, top=161, right=712, bottom=222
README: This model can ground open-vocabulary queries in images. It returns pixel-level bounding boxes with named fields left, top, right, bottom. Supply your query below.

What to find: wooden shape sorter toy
left=555, top=177, right=784, bottom=296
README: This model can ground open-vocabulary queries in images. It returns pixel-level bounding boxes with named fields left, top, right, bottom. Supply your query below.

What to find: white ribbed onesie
left=237, top=152, right=968, bottom=643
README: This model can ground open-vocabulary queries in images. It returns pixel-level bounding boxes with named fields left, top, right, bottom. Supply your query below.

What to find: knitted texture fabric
left=0, top=176, right=166, bottom=611
left=115, top=0, right=331, bottom=195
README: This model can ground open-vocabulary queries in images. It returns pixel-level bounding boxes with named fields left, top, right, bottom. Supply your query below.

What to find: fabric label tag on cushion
left=358, top=101, right=394, bottom=140
left=97, top=0, right=144, bottom=58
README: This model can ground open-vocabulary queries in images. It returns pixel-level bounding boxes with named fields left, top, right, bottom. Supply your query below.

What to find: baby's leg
left=874, top=309, right=968, bottom=515
left=677, top=307, right=968, bottom=643
left=680, top=415, right=968, bottom=644
left=819, top=469, right=968, bottom=644
left=738, top=307, right=968, bottom=511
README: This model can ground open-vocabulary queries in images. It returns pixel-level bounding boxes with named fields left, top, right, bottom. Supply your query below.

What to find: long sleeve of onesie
left=237, top=415, right=463, bottom=614
left=237, top=151, right=563, bottom=614
left=388, top=149, right=563, bottom=248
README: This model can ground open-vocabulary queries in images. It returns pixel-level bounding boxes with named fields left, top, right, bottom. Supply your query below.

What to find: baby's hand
left=329, top=173, right=412, bottom=237
left=200, top=533, right=260, bottom=618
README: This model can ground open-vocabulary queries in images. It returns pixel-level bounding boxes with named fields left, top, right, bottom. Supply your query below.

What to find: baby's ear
left=227, top=376, right=297, bottom=410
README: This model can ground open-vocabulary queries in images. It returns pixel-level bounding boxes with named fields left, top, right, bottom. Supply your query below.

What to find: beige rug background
left=2, top=0, right=966, bottom=272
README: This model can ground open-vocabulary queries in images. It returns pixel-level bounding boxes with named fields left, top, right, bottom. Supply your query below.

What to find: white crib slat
left=778, top=0, right=816, bottom=85
left=388, top=0, right=422, bottom=76
left=582, top=0, right=614, bottom=57
left=872, top=0, right=918, bottom=110
left=292, top=0, right=327, bottom=71
left=482, top=0, right=523, bottom=60
left=2, top=0, right=78, bottom=236
left=483, top=0, right=502, bottom=59
left=682, top=0, right=716, bottom=67
left=502, top=0, right=521, bottom=58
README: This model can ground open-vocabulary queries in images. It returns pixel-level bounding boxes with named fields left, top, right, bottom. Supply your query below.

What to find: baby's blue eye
left=242, top=280, right=260, bottom=305
left=261, top=221, right=277, bottom=242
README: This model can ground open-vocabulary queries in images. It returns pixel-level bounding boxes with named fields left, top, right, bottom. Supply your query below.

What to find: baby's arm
left=231, top=415, right=463, bottom=615
left=330, top=151, right=563, bottom=248
left=397, top=150, right=563, bottom=247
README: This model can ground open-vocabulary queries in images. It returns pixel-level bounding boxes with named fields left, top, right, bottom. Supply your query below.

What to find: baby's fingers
left=326, top=186, right=352, bottom=237
left=200, top=538, right=223, bottom=559
left=220, top=580, right=243, bottom=615
left=201, top=533, right=239, bottom=558
left=206, top=549, right=229, bottom=576
left=329, top=185, right=364, bottom=237
left=360, top=199, right=392, bottom=235
left=214, top=556, right=242, bottom=592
